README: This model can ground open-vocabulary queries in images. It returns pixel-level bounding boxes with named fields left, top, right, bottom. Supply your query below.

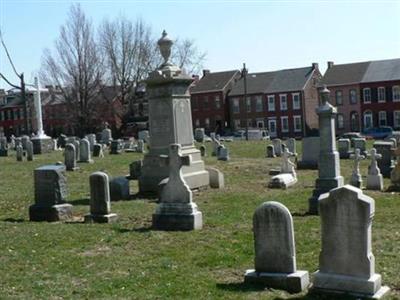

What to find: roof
left=320, top=62, right=370, bottom=86
left=229, top=66, right=315, bottom=96
left=361, top=58, right=400, bottom=83
left=190, top=70, right=240, bottom=94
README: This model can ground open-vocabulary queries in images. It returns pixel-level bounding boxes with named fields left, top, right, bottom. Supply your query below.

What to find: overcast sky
left=1, top=0, right=399, bottom=89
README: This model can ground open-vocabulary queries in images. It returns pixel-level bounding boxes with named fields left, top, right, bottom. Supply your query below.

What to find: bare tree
left=41, top=4, right=103, bottom=136
left=172, top=38, right=206, bottom=75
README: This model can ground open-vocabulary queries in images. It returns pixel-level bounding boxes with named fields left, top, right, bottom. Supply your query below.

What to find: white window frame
left=335, top=90, right=343, bottom=105
left=337, top=114, right=344, bottom=129
left=215, top=95, right=221, bottom=109
left=281, top=116, right=289, bottom=133
left=363, top=88, right=371, bottom=103
left=393, top=86, right=400, bottom=102
left=378, top=111, right=387, bottom=126
left=292, top=93, right=300, bottom=110
left=378, top=87, right=386, bottom=103
left=246, top=97, right=251, bottom=113
left=233, top=119, right=241, bottom=129
left=363, top=111, right=373, bottom=130
left=293, top=115, right=302, bottom=132
left=205, top=117, right=210, bottom=128
left=394, top=111, right=400, bottom=128
left=255, top=96, right=263, bottom=112
left=233, top=98, right=240, bottom=114
left=195, top=119, right=200, bottom=127
left=280, top=94, right=287, bottom=111
left=349, top=89, right=357, bottom=104
left=268, top=118, right=277, bottom=138
left=267, top=95, right=275, bottom=112
left=256, top=118, right=264, bottom=128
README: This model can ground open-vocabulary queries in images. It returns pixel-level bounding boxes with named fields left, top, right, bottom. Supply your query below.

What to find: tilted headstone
left=266, top=144, right=275, bottom=158
left=313, top=185, right=390, bottom=298
left=110, top=140, right=123, bottom=155
left=16, top=144, right=23, bottom=161
left=101, top=128, right=112, bottom=145
left=286, top=138, right=297, bottom=156
left=194, top=128, right=205, bottom=142
left=109, top=176, right=130, bottom=201
left=366, top=148, right=383, bottom=191
left=349, top=148, right=365, bottom=188
left=389, top=148, right=400, bottom=191
left=79, top=138, right=93, bottom=163
left=297, top=137, right=319, bottom=169
left=92, top=144, right=104, bottom=158
left=338, top=138, right=351, bottom=159
left=26, top=140, right=34, bottom=161
left=245, top=201, right=309, bottom=293
left=353, top=137, right=367, bottom=156
left=65, top=143, right=79, bottom=171
left=29, top=164, right=72, bottom=221
left=199, top=145, right=206, bottom=157
left=152, top=143, right=202, bottom=230
left=373, top=141, right=394, bottom=178
left=272, top=139, right=282, bottom=157
left=206, top=166, right=224, bottom=189
left=212, top=137, right=221, bottom=156
left=217, top=145, right=230, bottom=161
left=84, top=171, right=118, bottom=223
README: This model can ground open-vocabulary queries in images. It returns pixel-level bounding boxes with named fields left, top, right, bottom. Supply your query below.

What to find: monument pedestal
left=84, top=213, right=118, bottom=223
left=244, top=270, right=309, bottom=293
left=29, top=203, right=73, bottom=222
left=152, top=202, right=202, bottom=231
left=32, top=137, right=53, bottom=154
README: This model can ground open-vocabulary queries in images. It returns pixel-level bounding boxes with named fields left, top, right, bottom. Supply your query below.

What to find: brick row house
left=227, top=63, right=321, bottom=138
left=320, top=58, right=400, bottom=134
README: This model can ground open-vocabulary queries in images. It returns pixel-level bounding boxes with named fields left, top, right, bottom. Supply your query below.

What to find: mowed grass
left=0, top=140, right=399, bottom=299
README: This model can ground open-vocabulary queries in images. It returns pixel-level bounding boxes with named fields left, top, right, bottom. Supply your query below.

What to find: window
left=15, top=109, right=20, bottom=120
left=393, top=86, right=400, bottom=102
left=232, top=98, right=240, bottom=113
left=280, top=94, right=287, bottom=111
left=255, top=96, right=263, bottom=112
left=293, top=115, right=302, bottom=132
left=335, top=90, right=343, bottom=105
left=394, top=111, right=400, bottom=128
left=379, top=111, right=387, bottom=126
left=292, top=93, right=300, bottom=110
left=267, top=95, right=275, bottom=111
left=246, top=97, right=251, bottom=112
left=378, top=87, right=386, bottom=102
left=247, top=119, right=253, bottom=127
left=281, top=116, right=289, bottom=132
left=337, top=114, right=344, bottom=129
left=205, top=117, right=210, bottom=128
left=268, top=118, right=277, bottom=137
left=349, top=89, right=357, bottom=104
left=0, top=111, right=3, bottom=121
left=363, top=88, right=371, bottom=103
left=363, top=111, right=373, bottom=130
left=215, top=96, right=221, bottom=109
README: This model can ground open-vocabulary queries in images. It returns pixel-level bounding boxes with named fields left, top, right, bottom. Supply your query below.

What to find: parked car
left=362, top=126, right=393, bottom=140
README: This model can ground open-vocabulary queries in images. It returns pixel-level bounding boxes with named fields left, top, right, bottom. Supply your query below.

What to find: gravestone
left=194, top=128, right=205, bottom=142
left=286, top=138, right=297, bottom=156
left=101, top=127, right=112, bottom=145
left=110, top=140, right=122, bottom=154
left=79, top=138, right=93, bottom=163
left=217, top=145, right=229, bottom=161
left=297, top=137, right=320, bottom=169
left=73, top=140, right=80, bottom=161
left=86, top=134, right=96, bottom=151
left=136, top=139, right=145, bottom=153
left=373, top=141, right=394, bottom=178
left=138, top=31, right=209, bottom=194
left=14, top=137, right=22, bottom=150
left=10, top=135, right=15, bottom=149
left=21, top=135, right=30, bottom=150
left=65, top=143, right=79, bottom=171
left=92, top=144, right=104, bottom=158
left=26, top=140, right=34, bottom=161
left=0, top=136, right=8, bottom=156
left=244, top=201, right=309, bottom=293
left=353, top=137, right=367, bottom=156
left=57, top=134, right=67, bottom=148
left=266, top=144, right=275, bottom=158
left=128, top=160, right=143, bottom=180
left=389, top=148, right=400, bottom=191
left=152, top=143, right=202, bottom=230
left=206, top=166, right=224, bottom=189
left=16, top=144, right=23, bottom=161
left=349, top=148, right=365, bottom=188
left=109, top=176, right=130, bottom=201
left=313, top=185, right=390, bottom=298
left=272, top=139, right=282, bottom=157
left=366, top=148, right=383, bottom=191
left=269, top=148, right=297, bottom=189
left=212, top=136, right=221, bottom=156
left=338, top=138, right=351, bottom=159
left=138, top=130, right=150, bottom=143
left=308, top=86, right=343, bottom=214
left=84, top=172, right=118, bottom=223
left=29, top=164, right=72, bottom=221
left=199, top=145, right=206, bottom=157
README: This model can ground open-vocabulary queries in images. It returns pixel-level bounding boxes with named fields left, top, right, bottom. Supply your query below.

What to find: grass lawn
left=0, top=140, right=399, bottom=299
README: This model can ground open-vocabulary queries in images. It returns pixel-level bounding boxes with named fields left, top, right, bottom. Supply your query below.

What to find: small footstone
left=206, top=166, right=224, bottom=189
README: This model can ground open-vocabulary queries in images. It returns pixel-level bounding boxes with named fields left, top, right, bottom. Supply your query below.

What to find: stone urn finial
left=158, top=30, right=173, bottom=66
left=320, top=84, right=330, bottom=105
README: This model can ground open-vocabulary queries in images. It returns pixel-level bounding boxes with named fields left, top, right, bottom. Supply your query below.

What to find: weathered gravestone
left=21, top=135, right=30, bottom=150
left=0, top=136, right=8, bottom=156
left=194, top=128, right=205, bottom=142
left=73, top=140, right=80, bottom=161
left=57, top=134, right=67, bottom=148
left=313, top=185, right=390, bottom=298
left=110, top=140, right=123, bottom=155
left=109, top=176, right=130, bottom=201
left=373, top=141, right=394, bottom=178
left=152, top=143, right=202, bottom=230
left=84, top=172, right=118, bottom=223
left=92, top=144, right=104, bottom=158
left=349, top=148, right=365, bottom=188
left=79, top=138, right=93, bottom=163
left=128, top=160, right=143, bottom=180
left=26, top=140, right=34, bottom=161
left=389, top=148, right=400, bottom=191
left=244, top=201, right=309, bottom=293
left=206, top=166, right=224, bottom=189
left=286, top=138, right=297, bottom=156
left=136, top=139, right=145, bottom=153
left=138, top=130, right=150, bottom=143
left=266, top=144, right=275, bottom=158
left=338, top=138, right=351, bottom=159
left=217, top=145, right=230, bottom=161
left=16, top=144, right=23, bottom=161
left=65, top=143, right=79, bottom=171
left=101, top=127, right=112, bottom=145
left=366, top=148, right=384, bottom=191
left=14, top=137, right=22, bottom=150
left=138, top=31, right=209, bottom=194
left=272, top=139, right=282, bottom=157
left=308, top=86, right=343, bottom=214
left=212, top=136, right=221, bottom=156
left=353, top=137, right=367, bottom=156
left=269, top=148, right=297, bottom=189
left=86, top=134, right=96, bottom=151
left=29, top=164, right=72, bottom=221
left=297, top=137, right=319, bottom=169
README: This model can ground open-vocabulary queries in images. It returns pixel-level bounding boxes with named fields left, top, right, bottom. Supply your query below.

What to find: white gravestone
left=65, top=143, right=79, bottom=171
left=16, top=144, right=23, bottom=161
left=245, top=201, right=309, bottom=293
left=313, top=185, right=390, bottom=298
left=350, top=148, right=365, bottom=188
left=79, top=138, right=93, bottom=163
left=269, top=148, right=297, bottom=189
left=26, top=140, right=34, bottom=161
left=206, top=166, right=224, bottom=189
left=366, top=148, right=384, bottom=191
left=272, top=139, right=282, bottom=157
left=286, top=138, right=297, bottom=156
left=297, top=137, right=319, bottom=169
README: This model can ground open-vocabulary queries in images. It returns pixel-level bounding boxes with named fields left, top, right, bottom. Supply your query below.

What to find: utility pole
left=241, top=63, right=249, bottom=141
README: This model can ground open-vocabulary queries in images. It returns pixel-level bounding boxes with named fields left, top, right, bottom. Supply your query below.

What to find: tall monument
left=138, top=31, right=209, bottom=194
left=308, top=86, right=344, bottom=214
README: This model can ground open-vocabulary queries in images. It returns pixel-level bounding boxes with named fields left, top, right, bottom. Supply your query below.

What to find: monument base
left=67, top=167, right=80, bottom=172
left=308, top=176, right=344, bottom=215
left=152, top=211, right=202, bottom=231
left=244, top=270, right=309, bottom=293
left=32, top=137, right=53, bottom=154
left=84, top=213, right=118, bottom=223
left=366, top=175, right=384, bottom=191
left=313, top=272, right=390, bottom=299
left=78, top=159, right=94, bottom=164
left=350, top=174, right=363, bottom=188
left=29, top=203, right=73, bottom=222
left=297, top=160, right=318, bottom=170
left=268, top=174, right=297, bottom=189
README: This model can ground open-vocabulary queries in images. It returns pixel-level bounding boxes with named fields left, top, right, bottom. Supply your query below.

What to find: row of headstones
left=266, top=138, right=297, bottom=158
left=245, top=185, right=390, bottom=298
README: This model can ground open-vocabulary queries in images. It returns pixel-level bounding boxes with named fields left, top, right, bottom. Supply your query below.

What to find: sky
left=0, top=0, right=400, bottom=89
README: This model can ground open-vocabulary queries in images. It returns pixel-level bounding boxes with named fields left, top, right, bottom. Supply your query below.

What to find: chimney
left=202, top=69, right=210, bottom=77
left=312, top=62, right=319, bottom=70
left=327, top=61, right=334, bottom=69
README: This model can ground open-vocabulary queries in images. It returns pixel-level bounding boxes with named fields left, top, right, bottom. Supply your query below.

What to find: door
left=268, top=118, right=277, bottom=138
